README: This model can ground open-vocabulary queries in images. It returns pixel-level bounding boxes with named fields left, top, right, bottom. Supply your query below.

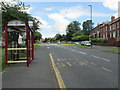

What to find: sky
left=2, top=0, right=120, bottom=39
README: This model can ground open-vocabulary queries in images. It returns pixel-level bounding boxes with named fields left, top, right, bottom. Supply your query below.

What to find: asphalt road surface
left=46, top=43, right=118, bottom=88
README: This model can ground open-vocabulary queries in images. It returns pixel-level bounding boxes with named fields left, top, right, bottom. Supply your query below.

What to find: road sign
left=8, top=20, right=25, bottom=26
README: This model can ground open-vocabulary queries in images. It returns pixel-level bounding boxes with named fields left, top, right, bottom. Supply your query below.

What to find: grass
left=34, top=43, right=41, bottom=50
left=0, top=43, right=41, bottom=72
left=0, top=48, right=6, bottom=72
left=62, top=44, right=95, bottom=49
left=101, top=48, right=120, bottom=54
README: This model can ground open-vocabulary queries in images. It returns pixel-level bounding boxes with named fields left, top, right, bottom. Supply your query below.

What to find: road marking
left=49, top=53, right=66, bottom=88
left=91, top=55, right=111, bottom=62
left=90, top=62, right=96, bottom=65
left=79, top=62, right=86, bottom=65
left=47, top=47, right=50, bottom=49
left=66, top=62, right=72, bottom=66
left=79, top=52, right=87, bottom=55
left=101, top=67, right=112, bottom=72
left=57, top=58, right=60, bottom=62
left=62, top=64, right=65, bottom=67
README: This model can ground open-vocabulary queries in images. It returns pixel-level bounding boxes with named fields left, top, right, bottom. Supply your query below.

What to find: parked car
left=84, top=42, right=91, bottom=46
left=81, top=41, right=91, bottom=46
left=57, top=41, right=61, bottom=44
left=74, top=42, right=80, bottom=45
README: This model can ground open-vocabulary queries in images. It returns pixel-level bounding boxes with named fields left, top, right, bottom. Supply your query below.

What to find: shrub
left=101, top=39, right=108, bottom=43
left=72, top=35, right=89, bottom=41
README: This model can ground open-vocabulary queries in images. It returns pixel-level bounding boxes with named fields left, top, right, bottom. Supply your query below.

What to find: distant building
left=91, top=16, right=120, bottom=46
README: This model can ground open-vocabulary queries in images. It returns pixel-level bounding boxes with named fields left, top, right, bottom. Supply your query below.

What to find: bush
left=92, top=38, right=108, bottom=43
left=91, top=38, right=97, bottom=42
left=101, top=39, right=108, bottom=43
left=72, top=35, right=89, bottom=41
left=92, top=38, right=102, bottom=42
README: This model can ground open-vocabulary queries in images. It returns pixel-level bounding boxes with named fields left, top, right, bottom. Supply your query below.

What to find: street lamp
left=88, top=5, right=93, bottom=47
left=88, top=5, right=92, bottom=23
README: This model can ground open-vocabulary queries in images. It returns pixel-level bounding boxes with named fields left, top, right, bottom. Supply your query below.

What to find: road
left=2, top=43, right=118, bottom=88
left=46, top=44, right=118, bottom=88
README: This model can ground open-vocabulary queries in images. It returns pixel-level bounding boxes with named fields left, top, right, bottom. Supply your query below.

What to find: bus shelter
left=4, top=20, right=34, bottom=67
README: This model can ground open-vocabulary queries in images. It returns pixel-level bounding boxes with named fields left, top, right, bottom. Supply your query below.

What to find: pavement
left=2, top=45, right=59, bottom=88
left=2, top=44, right=119, bottom=89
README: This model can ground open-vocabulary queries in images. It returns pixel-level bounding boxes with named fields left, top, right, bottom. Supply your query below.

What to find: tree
left=55, top=33, right=61, bottom=40
left=60, top=34, right=66, bottom=41
left=66, top=21, right=81, bottom=41
left=1, top=1, right=41, bottom=31
left=82, top=20, right=94, bottom=35
left=34, top=31, right=42, bottom=41
left=72, top=31, right=84, bottom=37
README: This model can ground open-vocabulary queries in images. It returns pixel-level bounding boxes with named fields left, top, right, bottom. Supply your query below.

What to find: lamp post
left=88, top=5, right=93, bottom=47
left=88, top=5, right=92, bottom=23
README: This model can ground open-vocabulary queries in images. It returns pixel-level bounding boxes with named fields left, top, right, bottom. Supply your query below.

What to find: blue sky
left=23, top=1, right=118, bottom=39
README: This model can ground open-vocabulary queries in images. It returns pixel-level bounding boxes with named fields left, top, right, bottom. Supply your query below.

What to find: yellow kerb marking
left=101, top=67, right=112, bottom=72
left=49, top=53, right=66, bottom=89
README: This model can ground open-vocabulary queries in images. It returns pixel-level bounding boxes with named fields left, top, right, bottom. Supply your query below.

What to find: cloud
left=48, top=13, right=70, bottom=33
left=45, top=8, right=53, bottom=11
left=42, top=34, right=55, bottom=39
left=102, top=0, right=119, bottom=11
left=34, top=16, right=52, bottom=29
left=60, top=6, right=88, bottom=19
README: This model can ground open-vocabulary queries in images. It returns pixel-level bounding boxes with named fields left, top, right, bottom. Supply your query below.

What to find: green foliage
left=92, top=38, right=108, bottom=43
left=72, top=31, right=84, bottom=37
left=66, top=21, right=81, bottom=41
left=55, top=34, right=61, bottom=40
left=1, top=1, right=41, bottom=31
left=72, top=35, right=89, bottom=41
left=60, top=34, right=66, bottom=41
left=82, top=20, right=94, bottom=32
left=101, top=39, right=108, bottom=43
left=34, top=31, right=42, bottom=41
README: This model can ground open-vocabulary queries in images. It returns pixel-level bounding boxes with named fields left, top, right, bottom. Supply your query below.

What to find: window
left=110, top=33, right=113, bottom=38
left=112, top=24, right=116, bottom=30
left=117, top=22, right=119, bottom=28
left=113, top=32, right=116, bottom=38
left=118, top=30, right=119, bottom=36
left=103, top=35, right=105, bottom=39
left=106, top=33, right=108, bottom=38
left=106, top=26, right=107, bottom=31
left=110, top=25, right=112, bottom=31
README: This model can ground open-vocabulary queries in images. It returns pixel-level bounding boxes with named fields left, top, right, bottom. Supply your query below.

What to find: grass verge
left=0, top=48, right=6, bottom=72
left=62, top=44, right=95, bottom=49
left=101, top=48, right=120, bottom=54
left=34, top=43, right=41, bottom=50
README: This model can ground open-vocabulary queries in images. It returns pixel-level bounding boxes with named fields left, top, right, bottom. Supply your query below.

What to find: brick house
left=91, top=16, right=120, bottom=46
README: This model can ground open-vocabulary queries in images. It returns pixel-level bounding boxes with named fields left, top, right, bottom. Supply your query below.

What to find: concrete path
left=2, top=45, right=59, bottom=88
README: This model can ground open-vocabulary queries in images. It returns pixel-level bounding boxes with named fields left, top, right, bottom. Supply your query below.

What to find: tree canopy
left=82, top=20, right=94, bottom=31
left=1, top=1, right=41, bottom=31
left=66, top=21, right=81, bottom=41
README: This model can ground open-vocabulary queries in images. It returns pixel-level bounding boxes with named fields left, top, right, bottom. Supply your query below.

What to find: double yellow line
left=49, top=53, right=66, bottom=89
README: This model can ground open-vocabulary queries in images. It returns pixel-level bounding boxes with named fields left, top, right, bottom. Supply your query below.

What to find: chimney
left=111, top=16, right=115, bottom=21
